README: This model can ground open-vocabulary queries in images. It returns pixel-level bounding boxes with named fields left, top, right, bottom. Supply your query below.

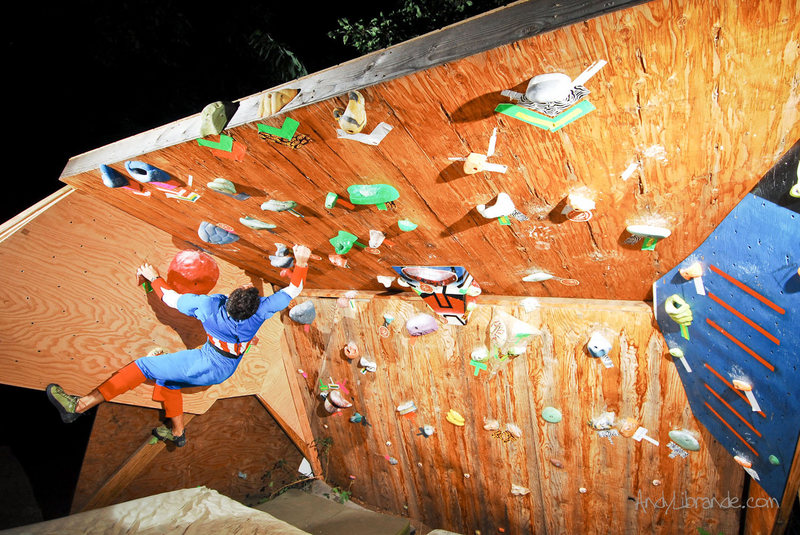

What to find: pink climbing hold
left=166, top=250, right=220, bottom=294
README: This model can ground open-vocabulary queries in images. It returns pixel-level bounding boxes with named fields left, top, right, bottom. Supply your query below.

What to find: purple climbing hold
left=406, top=313, right=439, bottom=336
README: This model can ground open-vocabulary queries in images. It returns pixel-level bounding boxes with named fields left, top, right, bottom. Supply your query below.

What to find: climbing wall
left=282, top=293, right=743, bottom=534
left=58, top=0, right=800, bottom=302
left=653, top=191, right=800, bottom=501
left=0, top=188, right=295, bottom=419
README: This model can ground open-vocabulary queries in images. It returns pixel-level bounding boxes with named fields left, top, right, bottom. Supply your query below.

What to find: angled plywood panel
left=281, top=293, right=743, bottom=534
left=58, top=0, right=800, bottom=301
left=653, top=191, right=799, bottom=501
left=0, top=188, right=297, bottom=418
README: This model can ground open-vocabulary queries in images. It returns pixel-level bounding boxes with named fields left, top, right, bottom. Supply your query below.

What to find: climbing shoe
left=152, top=425, right=187, bottom=448
left=46, top=384, right=82, bottom=423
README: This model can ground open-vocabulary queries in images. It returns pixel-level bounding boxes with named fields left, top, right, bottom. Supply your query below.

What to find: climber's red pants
left=97, top=362, right=183, bottom=418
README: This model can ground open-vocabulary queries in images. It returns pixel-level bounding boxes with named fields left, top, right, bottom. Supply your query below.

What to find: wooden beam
left=771, top=432, right=800, bottom=535
left=80, top=414, right=195, bottom=512
left=59, top=0, right=651, bottom=178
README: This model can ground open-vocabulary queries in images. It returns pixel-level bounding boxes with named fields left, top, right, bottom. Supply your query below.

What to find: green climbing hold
left=329, top=231, right=365, bottom=254
left=348, top=184, right=399, bottom=210
left=769, top=455, right=780, bottom=465
left=200, top=101, right=231, bottom=137
left=542, top=406, right=562, bottom=423
left=398, top=219, right=417, bottom=232
left=668, top=429, right=700, bottom=451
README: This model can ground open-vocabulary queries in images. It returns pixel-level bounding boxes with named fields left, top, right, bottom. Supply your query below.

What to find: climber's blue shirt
left=134, top=290, right=293, bottom=389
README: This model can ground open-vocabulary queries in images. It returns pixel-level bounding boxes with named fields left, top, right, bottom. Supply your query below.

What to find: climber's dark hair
left=226, top=286, right=260, bottom=320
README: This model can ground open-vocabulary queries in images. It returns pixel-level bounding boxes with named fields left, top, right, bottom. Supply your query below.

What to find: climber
left=46, top=244, right=312, bottom=447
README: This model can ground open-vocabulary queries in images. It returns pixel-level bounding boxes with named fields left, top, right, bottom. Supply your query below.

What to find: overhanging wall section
left=59, top=0, right=800, bottom=301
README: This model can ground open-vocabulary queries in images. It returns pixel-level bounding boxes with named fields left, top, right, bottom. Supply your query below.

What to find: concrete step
left=254, top=488, right=410, bottom=535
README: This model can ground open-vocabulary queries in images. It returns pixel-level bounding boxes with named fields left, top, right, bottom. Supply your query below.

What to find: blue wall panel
left=654, top=193, right=799, bottom=500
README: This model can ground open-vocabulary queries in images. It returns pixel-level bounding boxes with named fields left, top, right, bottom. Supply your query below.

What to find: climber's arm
left=138, top=263, right=181, bottom=309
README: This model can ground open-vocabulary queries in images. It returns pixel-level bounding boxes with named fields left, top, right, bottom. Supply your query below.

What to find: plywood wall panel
left=0, top=188, right=298, bottom=416
left=282, top=294, right=743, bottom=534
left=73, top=396, right=305, bottom=512
left=58, top=0, right=799, bottom=302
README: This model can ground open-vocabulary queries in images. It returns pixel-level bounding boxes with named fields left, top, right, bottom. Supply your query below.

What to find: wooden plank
left=281, top=295, right=744, bottom=533
left=58, top=0, right=651, bottom=178
left=58, top=0, right=800, bottom=302
left=771, top=433, right=800, bottom=535
left=80, top=413, right=195, bottom=511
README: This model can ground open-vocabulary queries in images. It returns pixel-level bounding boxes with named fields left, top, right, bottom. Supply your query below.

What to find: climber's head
left=226, top=285, right=260, bottom=320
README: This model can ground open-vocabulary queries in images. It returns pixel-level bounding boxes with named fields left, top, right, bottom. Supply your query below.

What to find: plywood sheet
left=282, top=294, right=744, bottom=534
left=0, top=188, right=291, bottom=415
left=59, top=0, right=800, bottom=301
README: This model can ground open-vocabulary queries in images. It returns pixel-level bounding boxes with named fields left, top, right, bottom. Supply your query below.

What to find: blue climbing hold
left=198, top=222, right=239, bottom=245
left=124, top=161, right=172, bottom=183
left=99, top=165, right=129, bottom=188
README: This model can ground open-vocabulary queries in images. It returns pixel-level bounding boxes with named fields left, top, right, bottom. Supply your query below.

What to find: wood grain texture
left=59, top=0, right=800, bottom=301
left=72, top=396, right=304, bottom=512
left=0, top=188, right=294, bottom=415
left=282, top=294, right=743, bottom=534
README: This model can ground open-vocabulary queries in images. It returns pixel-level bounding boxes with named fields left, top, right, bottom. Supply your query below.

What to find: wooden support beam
left=80, top=414, right=195, bottom=512
left=771, top=433, right=800, bottom=535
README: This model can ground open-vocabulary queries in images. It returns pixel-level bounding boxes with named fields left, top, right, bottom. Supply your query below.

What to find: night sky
left=4, top=1, right=388, bottom=222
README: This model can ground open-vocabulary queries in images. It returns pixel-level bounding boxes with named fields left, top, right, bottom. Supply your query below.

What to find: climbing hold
left=616, top=417, right=637, bottom=438
left=348, top=184, right=399, bottom=210
left=626, top=224, right=671, bottom=250
left=328, top=254, right=350, bottom=268
left=769, top=455, right=780, bottom=465
left=343, top=341, right=359, bottom=359
left=198, top=221, right=239, bottom=245
left=326, top=389, right=352, bottom=410
left=679, top=262, right=703, bottom=280
left=396, top=400, right=417, bottom=415
left=732, top=379, right=762, bottom=412
left=398, top=220, right=417, bottom=231
left=166, top=249, right=220, bottom=295
left=669, top=347, right=692, bottom=373
left=406, top=313, right=439, bottom=336
left=258, top=89, right=298, bottom=118
left=448, top=128, right=507, bottom=174
left=476, top=192, right=515, bottom=219
left=239, top=216, right=276, bottom=231
left=542, top=407, right=562, bottom=423
left=668, top=429, right=700, bottom=451
left=588, top=412, right=615, bottom=431
left=377, top=314, right=394, bottom=337
left=471, top=347, right=489, bottom=362
left=550, top=459, right=564, bottom=468
left=325, top=192, right=355, bottom=210
left=289, top=300, right=316, bottom=325
left=483, top=418, right=500, bottom=431
left=586, top=333, right=612, bottom=358
left=377, top=276, right=395, bottom=288
left=421, top=425, right=435, bottom=437
left=664, top=294, right=692, bottom=339
left=124, top=161, right=172, bottom=184
left=329, top=231, right=365, bottom=254
left=505, top=423, right=523, bottom=438
left=99, top=165, right=129, bottom=188
left=333, top=90, right=367, bottom=135
left=199, top=101, right=233, bottom=137
left=206, top=177, right=237, bottom=195
left=734, top=455, right=752, bottom=469
left=523, top=272, right=554, bottom=282
left=261, top=199, right=304, bottom=217
left=349, top=412, right=363, bottom=423
left=510, top=484, right=530, bottom=496
left=446, top=409, right=466, bottom=426
left=359, top=355, right=377, bottom=372
left=579, top=487, right=588, bottom=494
left=269, top=243, right=295, bottom=268
left=369, top=230, right=391, bottom=248
left=387, top=457, right=399, bottom=465
left=563, top=192, right=596, bottom=222
left=652, top=479, right=662, bottom=486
